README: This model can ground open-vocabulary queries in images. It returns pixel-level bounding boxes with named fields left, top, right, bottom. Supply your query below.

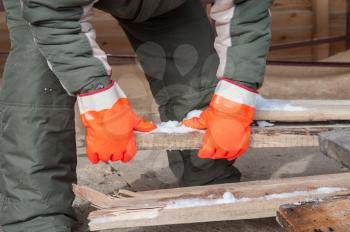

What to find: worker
left=0, top=0, right=272, bottom=231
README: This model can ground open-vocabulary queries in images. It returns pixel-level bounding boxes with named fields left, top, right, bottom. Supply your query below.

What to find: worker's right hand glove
left=182, top=79, right=257, bottom=160
left=77, top=81, right=157, bottom=164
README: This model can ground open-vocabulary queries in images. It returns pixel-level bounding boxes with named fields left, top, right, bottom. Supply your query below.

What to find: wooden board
left=73, top=172, right=350, bottom=231
left=135, top=124, right=350, bottom=150
left=277, top=194, right=350, bottom=232
left=136, top=100, right=350, bottom=123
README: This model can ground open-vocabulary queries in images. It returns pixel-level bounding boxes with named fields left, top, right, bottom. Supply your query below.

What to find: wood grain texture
left=277, top=194, right=350, bottom=232
left=73, top=173, right=350, bottom=231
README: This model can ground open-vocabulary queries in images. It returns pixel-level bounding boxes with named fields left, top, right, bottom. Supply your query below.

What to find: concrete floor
left=74, top=146, right=349, bottom=232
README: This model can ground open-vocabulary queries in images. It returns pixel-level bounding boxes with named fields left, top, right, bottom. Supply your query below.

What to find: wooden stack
left=73, top=98, right=350, bottom=230
left=75, top=173, right=350, bottom=231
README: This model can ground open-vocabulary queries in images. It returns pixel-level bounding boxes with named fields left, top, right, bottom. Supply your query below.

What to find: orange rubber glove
left=182, top=79, right=257, bottom=160
left=77, top=81, right=156, bottom=164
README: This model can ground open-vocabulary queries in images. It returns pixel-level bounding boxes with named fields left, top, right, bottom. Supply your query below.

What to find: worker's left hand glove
left=182, top=79, right=257, bottom=160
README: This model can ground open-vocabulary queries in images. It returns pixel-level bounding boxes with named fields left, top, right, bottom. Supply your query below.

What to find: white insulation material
left=165, top=187, right=344, bottom=209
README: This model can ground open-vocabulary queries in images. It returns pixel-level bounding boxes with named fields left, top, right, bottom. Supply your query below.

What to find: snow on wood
left=164, top=187, right=344, bottom=209
left=73, top=173, right=350, bottom=230
left=256, top=96, right=305, bottom=111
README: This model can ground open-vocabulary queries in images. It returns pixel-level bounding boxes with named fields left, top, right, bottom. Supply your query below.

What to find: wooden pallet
left=74, top=173, right=350, bottom=231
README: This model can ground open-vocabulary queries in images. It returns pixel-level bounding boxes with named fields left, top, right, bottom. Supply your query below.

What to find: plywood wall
left=0, top=0, right=348, bottom=62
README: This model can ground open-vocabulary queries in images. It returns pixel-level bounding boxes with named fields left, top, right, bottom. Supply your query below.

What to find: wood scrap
left=73, top=173, right=350, bottom=231
left=277, top=194, right=350, bottom=232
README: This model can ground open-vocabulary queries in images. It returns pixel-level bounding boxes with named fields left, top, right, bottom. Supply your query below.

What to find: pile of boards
left=75, top=99, right=350, bottom=231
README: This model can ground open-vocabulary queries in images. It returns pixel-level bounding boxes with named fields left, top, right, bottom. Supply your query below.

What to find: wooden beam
left=135, top=124, right=350, bottom=150
left=73, top=173, right=350, bottom=231
left=277, top=194, right=350, bottom=232
left=136, top=100, right=350, bottom=123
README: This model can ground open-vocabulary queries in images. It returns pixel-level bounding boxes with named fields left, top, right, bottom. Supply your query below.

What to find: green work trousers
left=0, top=0, right=77, bottom=231
left=0, top=0, right=240, bottom=231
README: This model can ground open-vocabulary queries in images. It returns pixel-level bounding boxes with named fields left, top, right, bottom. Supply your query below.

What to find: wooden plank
left=73, top=173, right=350, bottom=230
left=277, top=194, right=350, bottom=232
left=135, top=124, right=350, bottom=150
left=319, top=129, right=350, bottom=168
left=312, top=0, right=330, bottom=60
